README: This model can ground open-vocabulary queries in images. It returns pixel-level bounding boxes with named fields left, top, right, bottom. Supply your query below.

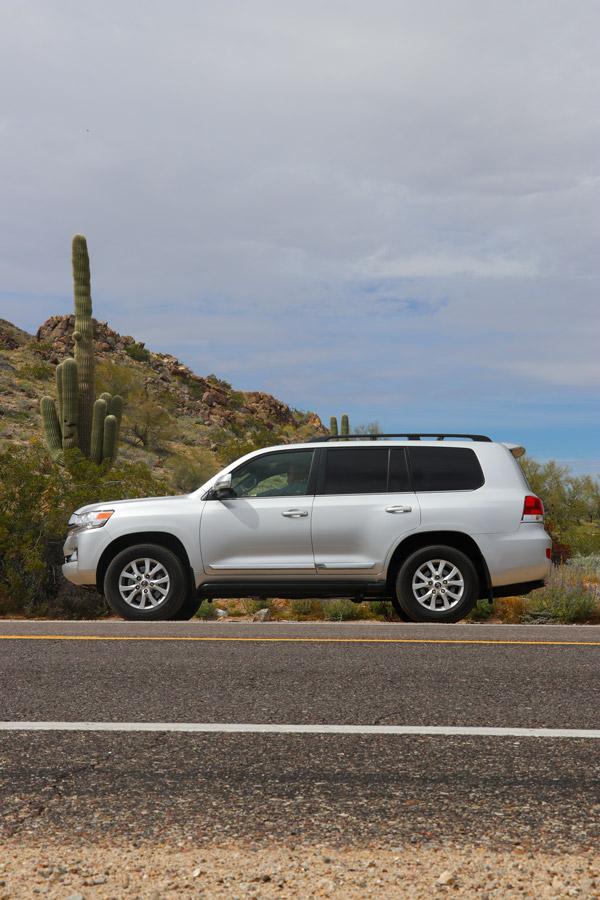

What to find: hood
left=74, top=494, right=188, bottom=515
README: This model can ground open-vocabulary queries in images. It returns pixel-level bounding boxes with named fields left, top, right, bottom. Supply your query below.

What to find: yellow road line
left=0, top=634, right=599, bottom=646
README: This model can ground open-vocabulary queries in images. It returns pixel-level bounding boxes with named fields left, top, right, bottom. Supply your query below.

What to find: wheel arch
left=97, top=532, right=194, bottom=596
left=385, top=531, right=491, bottom=600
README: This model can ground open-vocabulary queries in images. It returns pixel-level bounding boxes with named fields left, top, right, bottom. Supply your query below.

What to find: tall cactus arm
left=55, top=362, right=64, bottom=437
left=61, top=358, right=79, bottom=451
left=341, top=414, right=350, bottom=436
left=102, top=414, right=118, bottom=464
left=72, top=235, right=95, bottom=456
left=99, top=392, right=112, bottom=406
left=109, top=395, right=124, bottom=456
left=329, top=416, right=338, bottom=436
left=40, top=397, right=63, bottom=461
left=90, top=398, right=107, bottom=464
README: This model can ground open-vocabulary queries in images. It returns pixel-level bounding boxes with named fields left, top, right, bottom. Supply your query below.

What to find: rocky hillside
left=0, top=316, right=324, bottom=488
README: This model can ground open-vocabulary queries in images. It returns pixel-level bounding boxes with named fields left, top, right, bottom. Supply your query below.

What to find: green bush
left=194, top=600, right=218, bottom=620
left=168, top=450, right=219, bottom=493
left=125, top=342, right=151, bottom=362
left=524, top=567, right=600, bottom=623
left=19, top=361, right=54, bottom=381
left=206, top=374, right=232, bottom=391
left=239, top=598, right=273, bottom=615
left=566, top=554, right=600, bottom=578
left=323, top=599, right=373, bottom=621
left=370, top=600, right=399, bottom=621
left=466, top=599, right=495, bottom=622
left=0, top=442, right=169, bottom=616
left=290, top=599, right=324, bottom=619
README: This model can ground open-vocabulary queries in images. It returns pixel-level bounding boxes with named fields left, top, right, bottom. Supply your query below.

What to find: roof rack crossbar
left=309, top=433, right=492, bottom=443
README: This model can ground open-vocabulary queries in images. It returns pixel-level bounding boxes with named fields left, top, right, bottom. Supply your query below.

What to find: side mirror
left=206, top=472, right=234, bottom=500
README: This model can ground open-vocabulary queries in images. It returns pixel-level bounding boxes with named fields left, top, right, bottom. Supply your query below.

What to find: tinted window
left=388, top=448, right=411, bottom=492
left=322, top=448, right=388, bottom=494
left=407, top=447, right=484, bottom=491
left=231, top=450, right=314, bottom=498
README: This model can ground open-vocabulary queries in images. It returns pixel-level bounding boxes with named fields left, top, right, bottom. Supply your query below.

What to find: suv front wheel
left=104, top=543, right=188, bottom=621
left=393, top=545, right=478, bottom=623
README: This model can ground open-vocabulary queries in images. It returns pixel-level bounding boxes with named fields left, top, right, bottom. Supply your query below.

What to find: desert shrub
left=126, top=398, right=173, bottom=449
left=225, top=601, right=245, bottom=617
left=563, top=528, right=600, bottom=557
left=19, top=361, right=54, bottom=381
left=523, top=567, right=600, bottom=623
left=240, top=597, right=273, bottom=615
left=206, top=374, right=232, bottom=391
left=290, top=599, right=325, bottom=619
left=466, top=600, right=494, bottom=622
left=168, top=450, right=219, bottom=493
left=194, top=600, right=218, bottom=620
left=493, top=595, right=528, bottom=623
left=30, top=339, right=53, bottom=358
left=125, top=341, right=150, bottom=362
left=95, top=360, right=139, bottom=400
left=566, top=554, right=600, bottom=578
left=0, top=442, right=169, bottom=616
left=370, top=600, right=399, bottom=621
left=229, top=390, right=246, bottom=409
left=323, top=599, right=374, bottom=621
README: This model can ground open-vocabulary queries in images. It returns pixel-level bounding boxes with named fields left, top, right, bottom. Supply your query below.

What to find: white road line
left=0, top=722, right=599, bottom=738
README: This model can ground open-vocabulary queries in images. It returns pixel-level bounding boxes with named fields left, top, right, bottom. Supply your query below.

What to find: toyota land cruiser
left=62, top=433, right=552, bottom=622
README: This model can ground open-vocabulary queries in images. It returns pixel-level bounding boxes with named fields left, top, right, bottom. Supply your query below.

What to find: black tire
left=104, top=543, right=188, bottom=621
left=393, top=545, right=478, bottom=623
left=171, top=595, right=202, bottom=620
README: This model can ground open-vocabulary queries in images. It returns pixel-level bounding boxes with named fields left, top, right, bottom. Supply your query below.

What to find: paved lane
left=1, top=621, right=599, bottom=849
left=0, top=621, right=599, bottom=727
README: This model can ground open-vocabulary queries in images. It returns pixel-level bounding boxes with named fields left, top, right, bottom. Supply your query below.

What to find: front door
left=200, top=449, right=316, bottom=576
left=311, top=446, right=420, bottom=579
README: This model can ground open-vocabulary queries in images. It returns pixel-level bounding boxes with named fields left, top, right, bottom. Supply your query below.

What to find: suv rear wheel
left=393, top=545, right=478, bottom=623
left=104, top=543, right=188, bottom=621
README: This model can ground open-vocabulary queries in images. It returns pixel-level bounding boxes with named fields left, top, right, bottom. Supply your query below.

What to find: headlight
left=68, top=510, right=114, bottom=530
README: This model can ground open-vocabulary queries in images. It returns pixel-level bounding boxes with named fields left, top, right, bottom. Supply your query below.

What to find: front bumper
left=61, top=527, right=106, bottom=587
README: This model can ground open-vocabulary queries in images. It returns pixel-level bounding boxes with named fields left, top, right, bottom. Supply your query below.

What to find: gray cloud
left=0, top=0, right=599, bottom=460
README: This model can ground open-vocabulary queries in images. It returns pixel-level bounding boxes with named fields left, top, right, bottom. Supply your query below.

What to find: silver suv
left=63, top=433, right=552, bottom=623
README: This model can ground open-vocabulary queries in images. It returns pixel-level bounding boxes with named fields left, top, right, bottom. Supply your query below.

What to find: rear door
left=311, top=446, right=420, bottom=579
left=200, top=449, right=316, bottom=575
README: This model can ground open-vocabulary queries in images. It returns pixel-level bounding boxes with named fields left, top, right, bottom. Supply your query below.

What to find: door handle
left=281, top=509, right=309, bottom=518
left=385, top=505, right=412, bottom=514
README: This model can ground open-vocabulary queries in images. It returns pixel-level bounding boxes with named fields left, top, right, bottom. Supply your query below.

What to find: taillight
left=522, top=494, right=544, bottom=522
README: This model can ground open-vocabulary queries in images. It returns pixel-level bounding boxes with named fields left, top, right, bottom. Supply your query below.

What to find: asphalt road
left=1, top=620, right=599, bottom=850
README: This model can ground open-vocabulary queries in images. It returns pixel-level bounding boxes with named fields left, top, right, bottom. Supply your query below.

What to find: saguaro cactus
left=40, top=235, right=123, bottom=467
left=328, top=414, right=350, bottom=437
left=72, top=235, right=95, bottom=456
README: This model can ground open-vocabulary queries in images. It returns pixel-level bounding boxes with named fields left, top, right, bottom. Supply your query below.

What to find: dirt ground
left=0, top=841, right=598, bottom=898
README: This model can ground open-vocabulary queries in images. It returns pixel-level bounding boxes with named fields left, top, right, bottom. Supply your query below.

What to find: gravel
left=0, top=840, right=598, bottom=898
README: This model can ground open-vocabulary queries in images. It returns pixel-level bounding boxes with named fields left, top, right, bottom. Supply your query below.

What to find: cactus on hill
left=328, top=414, right=350, bottom=438
left=40, top=235, right=123, bottom=466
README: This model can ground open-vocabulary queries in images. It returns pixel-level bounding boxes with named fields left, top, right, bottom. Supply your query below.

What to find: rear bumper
left=476, top=525, right=552, bottom=587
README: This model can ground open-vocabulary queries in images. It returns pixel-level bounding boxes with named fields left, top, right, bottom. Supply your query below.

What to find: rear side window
left=388, top=448, right=411, bottom=492
left=319, top=447, right=412, bottom=494
left=407, top=447, right=484, bottom=491
left=321, top=448, right=388, bottom=494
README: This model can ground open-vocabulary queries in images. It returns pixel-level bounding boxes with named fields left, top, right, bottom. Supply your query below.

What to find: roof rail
left=309, top=433, right=492, bottom=443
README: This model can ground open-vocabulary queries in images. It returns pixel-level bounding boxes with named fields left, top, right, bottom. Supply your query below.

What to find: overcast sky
left=1, top=1, right=599, bottom=470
